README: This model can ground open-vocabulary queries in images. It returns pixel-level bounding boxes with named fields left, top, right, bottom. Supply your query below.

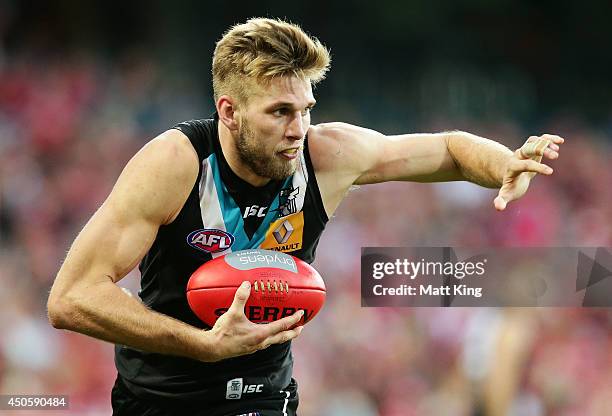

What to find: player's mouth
left=278, top=147, right=300, bottom=160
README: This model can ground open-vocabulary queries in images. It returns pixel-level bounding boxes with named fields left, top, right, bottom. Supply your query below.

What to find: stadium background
left=1, top=0, right=611, bottom=414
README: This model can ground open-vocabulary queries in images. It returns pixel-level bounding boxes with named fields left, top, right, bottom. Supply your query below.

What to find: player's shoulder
left=307, top=122, right=383, bottom=172
left=308, top=122, right=361, bottom=140
left=309, top=122, right=384, bottom=147
left=146, top=129, right=198, bottom=171
left=126, top=129, right=199, bottom=193
left=110, top=129, right=199, bottom=224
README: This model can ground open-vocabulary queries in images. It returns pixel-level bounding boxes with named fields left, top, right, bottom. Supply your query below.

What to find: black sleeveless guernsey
left=114, top=118, right=328, bottom=404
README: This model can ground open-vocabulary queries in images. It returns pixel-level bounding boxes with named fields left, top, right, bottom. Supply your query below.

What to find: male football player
left=48, top=18, right=563, bottom=416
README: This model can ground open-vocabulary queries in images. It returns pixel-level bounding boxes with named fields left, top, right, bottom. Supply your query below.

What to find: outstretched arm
left=47, top=130, right=303, bottom=362
left=308, top=123, right=563, bottom=215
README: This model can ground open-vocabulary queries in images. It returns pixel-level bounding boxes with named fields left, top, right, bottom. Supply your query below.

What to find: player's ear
left=217, top=95, right=239, bottom=131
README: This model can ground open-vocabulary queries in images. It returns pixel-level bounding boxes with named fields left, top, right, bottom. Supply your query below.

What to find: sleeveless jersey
left=114, top=118, right=328, bottom=403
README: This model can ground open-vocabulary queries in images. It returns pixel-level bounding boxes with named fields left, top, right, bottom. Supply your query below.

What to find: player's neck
left=218, top=121, right=271, bottom=188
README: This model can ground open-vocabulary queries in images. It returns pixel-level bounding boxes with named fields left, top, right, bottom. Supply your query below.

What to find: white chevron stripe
left=199, top=156, right=231, bottom=258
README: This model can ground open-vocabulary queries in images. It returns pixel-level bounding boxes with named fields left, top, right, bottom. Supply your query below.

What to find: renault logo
left=273, top=220, right=293, bottom=244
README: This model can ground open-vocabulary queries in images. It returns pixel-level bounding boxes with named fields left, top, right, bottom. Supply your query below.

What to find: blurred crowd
left=1, top=50, right=612, bottom=416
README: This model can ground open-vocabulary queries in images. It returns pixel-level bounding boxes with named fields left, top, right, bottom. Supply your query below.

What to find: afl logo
left=187, top=229, right=234, bottom=253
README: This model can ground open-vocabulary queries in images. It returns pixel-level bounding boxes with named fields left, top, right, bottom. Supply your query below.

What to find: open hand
left=494, top=134, right=564, bottom=211
left=208, top=281, right=304, bottom=362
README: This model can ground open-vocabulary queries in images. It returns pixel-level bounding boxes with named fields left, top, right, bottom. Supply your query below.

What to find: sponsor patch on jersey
left=260, top=211, right=304, bottom=253
left=187, top=229, right=234, bottom=253
left=225, top=377, right=264, bottom=400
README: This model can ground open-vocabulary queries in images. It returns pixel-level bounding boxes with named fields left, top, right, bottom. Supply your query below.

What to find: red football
left=187, top=249, right=326, bottom=327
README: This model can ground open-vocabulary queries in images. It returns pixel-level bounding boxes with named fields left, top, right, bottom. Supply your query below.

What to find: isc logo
left=187, top=229, right=235, bottom=253
left=243, top=204, right=268, bottom=218
left=244, top=384, right=263, bottom=393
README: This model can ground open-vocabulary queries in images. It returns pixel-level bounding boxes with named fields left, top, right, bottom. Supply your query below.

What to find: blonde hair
left=212, top=18, right=331, bottom=104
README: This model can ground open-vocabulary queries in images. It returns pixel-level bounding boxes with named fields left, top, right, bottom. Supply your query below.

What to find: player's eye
left=273, top=108, right=290, bottom=117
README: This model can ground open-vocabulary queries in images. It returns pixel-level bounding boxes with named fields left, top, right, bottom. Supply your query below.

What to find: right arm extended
left=47, top=130, right=303, bottom=362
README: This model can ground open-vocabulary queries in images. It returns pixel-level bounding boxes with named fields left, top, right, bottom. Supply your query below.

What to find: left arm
left=352, top=130, right=515, bottom=186
left=309, top=123, right=563, bottom=215
left=357, top=130, right=561, bottom=188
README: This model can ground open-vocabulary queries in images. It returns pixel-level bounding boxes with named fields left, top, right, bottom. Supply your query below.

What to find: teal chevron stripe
left=208, top=153, right=291, bottom=250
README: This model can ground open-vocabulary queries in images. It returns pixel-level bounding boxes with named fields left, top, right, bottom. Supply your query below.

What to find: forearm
left=48, top=279, right=219, bottom=362
left=446, top=131, right=513, bottom=188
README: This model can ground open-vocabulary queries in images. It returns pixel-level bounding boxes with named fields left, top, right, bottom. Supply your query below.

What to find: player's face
left=237, top=76, right=316, bottom=181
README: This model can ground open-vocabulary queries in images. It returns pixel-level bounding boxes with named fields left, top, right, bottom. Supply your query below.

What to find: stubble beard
left=236, top=119, right=298, bottom=181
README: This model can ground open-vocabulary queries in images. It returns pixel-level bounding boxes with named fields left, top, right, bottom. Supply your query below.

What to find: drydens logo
left=187, top=229, right=234, bottom=253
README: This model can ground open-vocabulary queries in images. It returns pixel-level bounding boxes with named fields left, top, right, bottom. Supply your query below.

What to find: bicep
left=60, top=196, right=159, bottom=288
left=52, top=131, right=198, bottom=296
left=355, top=132, right=463, bottom=184
left=310, top=124, right=464, bottom=216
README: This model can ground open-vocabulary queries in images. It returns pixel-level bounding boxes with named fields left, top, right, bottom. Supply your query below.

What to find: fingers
left=541, top=135, right=564, bottom=161
left=543, top=134, right=564, bottom=145
left=248, top=311, right=305, bottom=353
left=263, top=310, right=304, bottom=335
left=494, top=195, right=507, bottom=211
left=261, top=326, right=304, bottom=349
left=228, top=281, right=251, bottom=313
left=495, top=134, right=564, bottom=212
left=526, top=159, right=553, bottom=175
left=495, top=182, right=517, bottom=211
left=543, top=147, right=559, bottom=160
left=519, top=134, right=564, bottom=160
left=520, top=137, right=550, bottom=160
left=533, top=134, right=564, bottom=145
left=509, top=159, right=553, bottom=177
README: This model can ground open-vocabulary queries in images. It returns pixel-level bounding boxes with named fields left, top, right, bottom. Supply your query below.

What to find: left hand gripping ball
left=187, top=249, right=326, bottom=327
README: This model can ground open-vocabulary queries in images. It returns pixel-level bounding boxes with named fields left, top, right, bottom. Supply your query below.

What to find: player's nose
left=285, top=113, right=306, bottom=141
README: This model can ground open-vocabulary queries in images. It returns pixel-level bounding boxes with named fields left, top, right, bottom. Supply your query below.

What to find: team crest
left=273, top=185, right=300, bottom=217
left=187, top=229, right=234, bottom=253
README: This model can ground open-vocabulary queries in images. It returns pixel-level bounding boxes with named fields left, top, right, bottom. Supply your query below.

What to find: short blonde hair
left=212, top=18, right=331, bottom=104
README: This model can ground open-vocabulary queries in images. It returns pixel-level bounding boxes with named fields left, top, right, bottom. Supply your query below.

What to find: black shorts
left=111, top=374, right=299, bottom=416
